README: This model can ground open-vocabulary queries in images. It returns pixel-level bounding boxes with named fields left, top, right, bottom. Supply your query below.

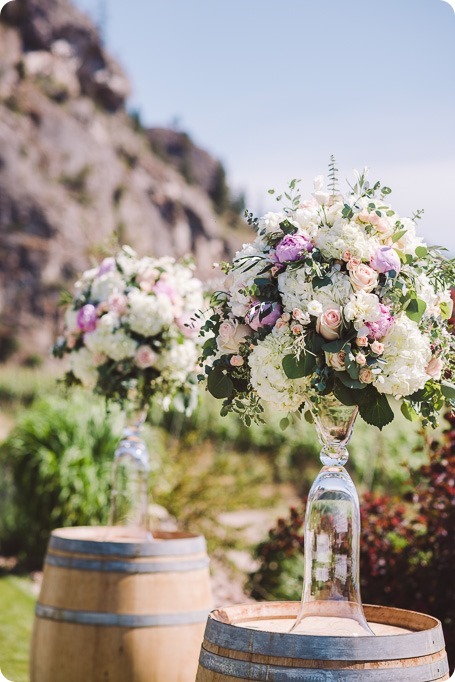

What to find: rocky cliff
left=0, top=0, right=248, bottom=360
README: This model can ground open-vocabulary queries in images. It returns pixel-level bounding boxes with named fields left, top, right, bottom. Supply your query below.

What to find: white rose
left=308, top=300, right=323, bottom=317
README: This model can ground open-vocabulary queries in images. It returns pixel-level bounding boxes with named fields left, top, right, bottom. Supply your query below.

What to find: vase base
left=290, top=615, right=374, bottom=637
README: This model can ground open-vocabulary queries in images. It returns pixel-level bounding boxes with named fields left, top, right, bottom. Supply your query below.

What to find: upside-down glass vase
left=107, top=409, right=153, bottom=541
left=291, top=394, right=374, bottom=637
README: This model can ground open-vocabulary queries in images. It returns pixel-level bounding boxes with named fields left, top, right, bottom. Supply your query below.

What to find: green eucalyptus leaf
left=415, top=246, right=428, bottom=259
left=280, top=417, right=290, bottom=431
left=441, top=382, right=455, bottom=401
left=401, top=401, right=419, bottom=422
left=337, top=372, right=366, bottom=390
left=405, top=298, right=427, bottom=323
left=392, top=229, right=407, bottom=243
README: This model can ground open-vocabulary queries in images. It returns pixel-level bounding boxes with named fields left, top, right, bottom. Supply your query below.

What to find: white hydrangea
left=226, top=241, right=271, bottom=317
left=373, top=315, right=431, bottom=398
left=91, top=271, right=125, bottom=302
left=290, top=202, right=320, bottom=238
left=69, top=347, right=98, bottom=389
left=314, top=221, right=379, bottom=261
left=248, top=327, right=307, bottom=411
left=258, top=211, right=286, bottom=235
left=103, top=330, right=138, bottom=361
left=344, top=290, right=381, bottom=330
left=278, top=268, right=315, bottom=313
left=127, top=289, right=174, bottom=337
left=278, top=268, right=351, bottom=314
left=155, top=339, right=198, bottom=384
left=84, top=320, right=137, bottom=361
left=393, top=218, right=425, bottom=256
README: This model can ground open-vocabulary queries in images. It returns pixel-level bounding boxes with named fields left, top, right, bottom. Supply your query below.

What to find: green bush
left=0, top=393, right=122, bottom=567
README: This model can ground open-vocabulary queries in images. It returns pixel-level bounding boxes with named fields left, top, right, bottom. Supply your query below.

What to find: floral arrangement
left=54, top=247, right=204, bottom=413
left=201, top=164, right=455, bottom=429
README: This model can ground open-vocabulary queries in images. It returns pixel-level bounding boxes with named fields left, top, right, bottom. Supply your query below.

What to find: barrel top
left=49, top=526, right=207, bottom=557
left=203, top=602, right=446, bottom=662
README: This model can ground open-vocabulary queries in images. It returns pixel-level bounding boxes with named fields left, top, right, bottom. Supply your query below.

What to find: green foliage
left=0, top=394, right=122, bottom=567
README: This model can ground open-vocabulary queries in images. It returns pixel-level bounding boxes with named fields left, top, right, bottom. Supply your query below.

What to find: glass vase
left=107, top=409, right=153, bottom=541
left=291, top=393, right=374, bottom=637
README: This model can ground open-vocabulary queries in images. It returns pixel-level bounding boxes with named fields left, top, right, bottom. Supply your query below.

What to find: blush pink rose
left=359, top=368, right=374, bottom=384
left=135, top=345, right=157, bottom=369
left=348, top=263, right=378, bottom=293
left=426, top=356, right=444, bottom=379
left=371, top=340, right=384, bottom=355
left=316, top=308, right=342, bottom=340
left=230, top=354, right=244, bottom=367
left=325, top=350, right=346, bottom=371
left=218, top=320, right=251, bottom=354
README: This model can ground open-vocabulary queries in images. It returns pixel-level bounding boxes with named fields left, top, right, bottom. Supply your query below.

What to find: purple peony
left=97, top=257, right=115, bottom=276
left=76, top=304, right=98, bottom=332
left=370, top=247, right=401, bottom=275
left=246, top=301, right=282, bottom=331
left=274, top=234, right=313, bottom=263
left=366, top=304, right=394, bottom=340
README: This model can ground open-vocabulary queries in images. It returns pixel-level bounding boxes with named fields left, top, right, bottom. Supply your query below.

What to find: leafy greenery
left=0, top=393, right=121, bottom=567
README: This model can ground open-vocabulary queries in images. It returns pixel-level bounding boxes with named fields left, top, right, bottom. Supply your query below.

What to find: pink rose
left=135, top=345, right=157, bottom=369
left=246, top=302, right=283, bottom=331
left=218, top=320, right=251, bottom=354
left=348, top=263, right=378, bottom=293
left=357, top=210, right=371, bottom=223
left=325, top=350, right=346, bottom=371
left=316, top=308, right=342, bottom=341
left=426, top=356, right=443, bottom=379
left=347, top=257, right=362, bottom=270
left=77, top=304, right=98, bottom=332
left=356, top=353, right=367, bottom=366
left=371, top=340, right=384, bottom=355
left=359, top=368, right=374, bottom=384
left=356, top=336, right=369, bottom=347
left=230, top=354, right=244, bottom=367
left=291, top=324, right=303, bottom=335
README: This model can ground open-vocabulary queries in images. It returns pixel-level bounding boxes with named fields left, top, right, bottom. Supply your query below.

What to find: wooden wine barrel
left=196, top=602, right=450, bottom=681
left=30, top=526, right=213, bottom=682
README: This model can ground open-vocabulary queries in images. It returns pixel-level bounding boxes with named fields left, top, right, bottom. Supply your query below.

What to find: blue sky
left=74, top=0, right=455, bottom=251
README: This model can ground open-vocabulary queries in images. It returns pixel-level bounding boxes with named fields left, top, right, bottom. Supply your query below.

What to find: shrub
left=0, top=394, right=122, bottom=567
left=248, top=414, right=455, bottom=667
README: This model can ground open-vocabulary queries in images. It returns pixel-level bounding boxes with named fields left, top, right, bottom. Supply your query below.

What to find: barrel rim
left=48, top=527, right=207, bottom=557
left=202, top=602, right=446, bottom=662
left=198, top=647, right=449, bottom=681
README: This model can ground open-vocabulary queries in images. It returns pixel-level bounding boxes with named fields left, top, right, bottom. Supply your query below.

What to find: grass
left=0, top=576, right=35, bottom=682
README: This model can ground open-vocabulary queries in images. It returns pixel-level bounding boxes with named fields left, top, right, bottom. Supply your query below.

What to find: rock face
left=0, top=0, right=248, bottom=359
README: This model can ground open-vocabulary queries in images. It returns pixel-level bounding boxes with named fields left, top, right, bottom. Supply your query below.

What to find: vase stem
left=291, top=395, right=374, bottom=637
left=108, top=410, right=153, bottom=540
